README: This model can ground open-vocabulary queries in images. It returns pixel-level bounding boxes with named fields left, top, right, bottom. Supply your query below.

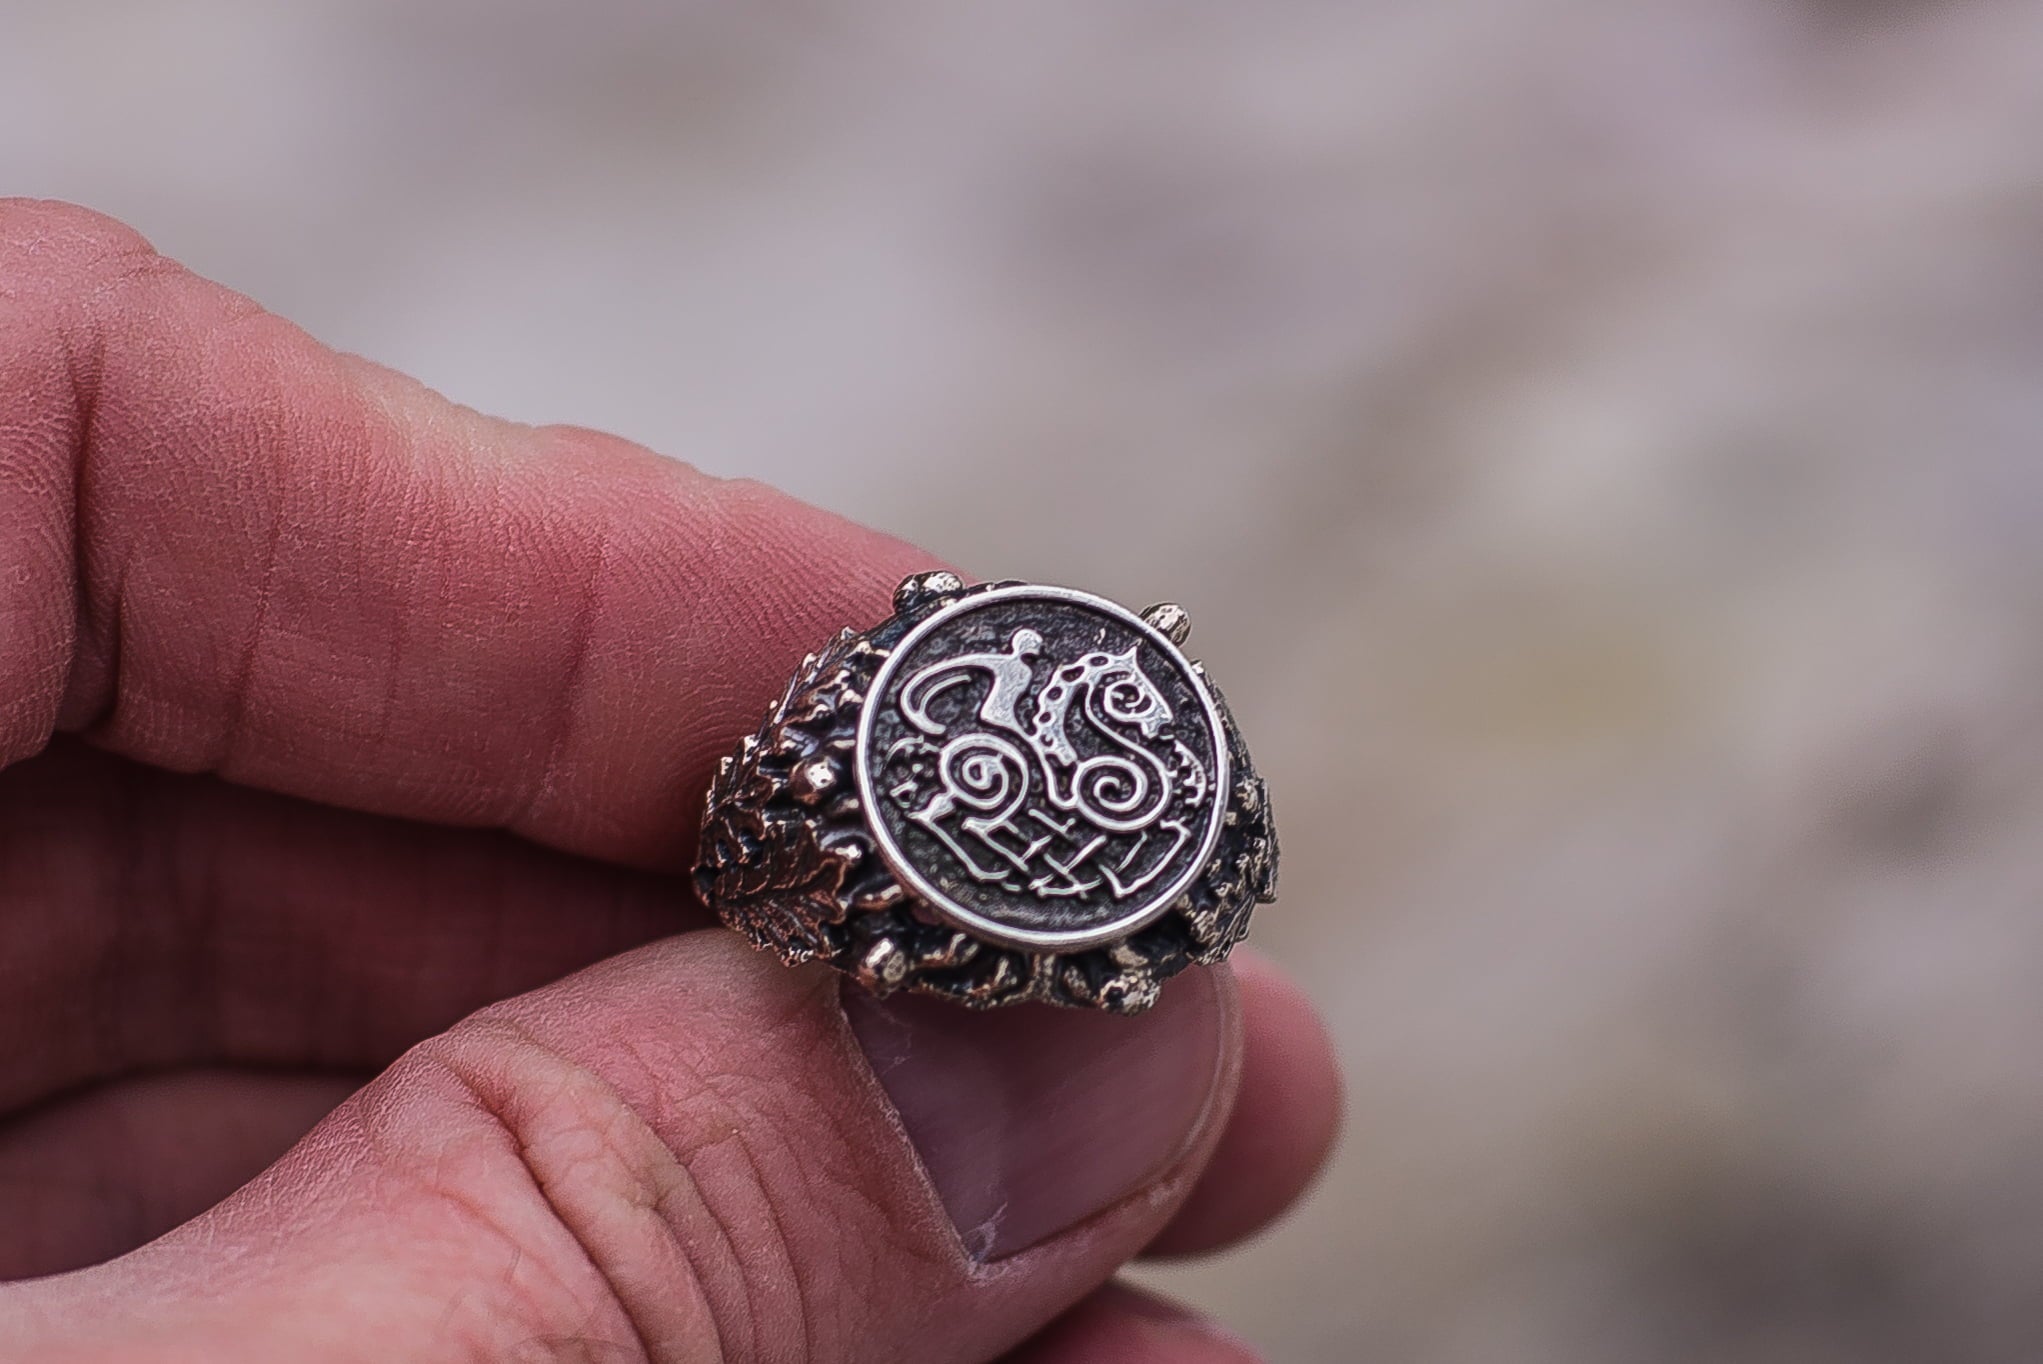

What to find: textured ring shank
left=694, top=576, right=1278, bottom=1013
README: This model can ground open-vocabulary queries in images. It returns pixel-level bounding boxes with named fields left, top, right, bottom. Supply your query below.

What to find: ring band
left=695, top=571, right=1278, bottom=1013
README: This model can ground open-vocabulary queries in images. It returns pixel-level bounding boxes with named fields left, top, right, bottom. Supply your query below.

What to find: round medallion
left=855, top=584, right=1230, bottom=950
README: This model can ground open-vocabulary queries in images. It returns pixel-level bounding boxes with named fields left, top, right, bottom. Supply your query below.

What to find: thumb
left=3, top=932, right=1238, bottom=1364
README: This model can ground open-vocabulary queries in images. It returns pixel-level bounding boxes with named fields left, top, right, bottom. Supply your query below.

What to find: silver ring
left=695, top=571, right=1278, bottom=1013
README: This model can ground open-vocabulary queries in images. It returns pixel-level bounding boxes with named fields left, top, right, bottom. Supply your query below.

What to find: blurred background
left=8, top=1, right=2043, bottom=1357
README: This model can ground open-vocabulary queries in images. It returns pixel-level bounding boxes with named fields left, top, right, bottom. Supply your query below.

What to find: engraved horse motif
left=886, top=630, right=1206, bottom=899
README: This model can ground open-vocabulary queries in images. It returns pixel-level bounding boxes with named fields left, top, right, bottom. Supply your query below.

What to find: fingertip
left=1006, top=1283, right=1265, bottom=1364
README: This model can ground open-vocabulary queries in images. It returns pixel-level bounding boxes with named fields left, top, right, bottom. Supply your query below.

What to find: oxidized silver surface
left=695, top=571, right=1278, bottom=1013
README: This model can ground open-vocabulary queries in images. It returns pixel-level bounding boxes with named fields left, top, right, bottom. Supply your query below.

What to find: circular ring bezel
left=854, top=583, right=1231, bottom=951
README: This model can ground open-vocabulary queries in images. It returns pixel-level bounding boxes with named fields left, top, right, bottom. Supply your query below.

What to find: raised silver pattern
left=695, top=572, right=1277, bottom=1012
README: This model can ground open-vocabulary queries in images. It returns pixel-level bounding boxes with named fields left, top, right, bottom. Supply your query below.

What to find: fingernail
left=844, top=969, right=1231, bottom=1260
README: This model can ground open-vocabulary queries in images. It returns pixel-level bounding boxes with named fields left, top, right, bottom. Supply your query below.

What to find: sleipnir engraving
left=883, top=629, right=1210, bottom=900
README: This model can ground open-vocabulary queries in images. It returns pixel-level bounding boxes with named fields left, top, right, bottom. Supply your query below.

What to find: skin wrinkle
left=421, top=1148, right=625, bottom=1360
left=47, top=350, right=128, bottom=743
left=646, top=1143, right=743, bottom=1364
left=54, top=297, right=95, bottom=737
left=598, top=1032, right=754, bottom=1364
left=0, top=324, right=73, bottom=761
left=74, top=545, right=134, bottom=742
left=555, top=495, right=703, bottom=852
left=586, top=1020, right=818, bottom=1363
left=514, top=490, right=610, bottom=839
left=783, top=1097, right=947, bottom=1352
left=444, top=1015, right=753, bottom=1364
left=427, top=451, right=513, bottom=817
left=751, top=1019, right=954, bottom=1290
left=362, top=416, right=422, bottom=763
left=729, top=1046, right=956, bottom=1359
left=719, top=1055, right=932, bottom=1360
left=528, top=455, right=804, bottom=860
left=811, top=991, right=958, bottom=1284
left=55, top=239, right=263, bottom=748
left=208, top=415, right=286, bottom=777
left=310, top=387, right=428, bottom=775
left=370, top=1051, right=638, bottom=1360
left=518, top=967, right=934, bottom=1364
left=16, top=210, right=473, bottom=824
left=508, top=1337, right=641, bottom=1364
left=709, top=1111, right=812, bottom=1364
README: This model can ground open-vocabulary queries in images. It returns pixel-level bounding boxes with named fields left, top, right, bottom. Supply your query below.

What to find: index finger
left=0, top=200, right=931, bottom=867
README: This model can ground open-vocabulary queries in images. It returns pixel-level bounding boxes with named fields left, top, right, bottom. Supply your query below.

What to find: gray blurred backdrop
left=8, top=2, right=2043, bottom=1359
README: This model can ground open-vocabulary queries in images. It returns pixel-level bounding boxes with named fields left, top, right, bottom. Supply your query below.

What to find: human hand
left=0, top=201, right=1342, bottom=1363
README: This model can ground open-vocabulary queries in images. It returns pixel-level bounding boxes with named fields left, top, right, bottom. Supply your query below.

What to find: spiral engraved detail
left=879, top=637, right=1202, bottom=908
left=695, top=575, right=1278, bottom=1013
